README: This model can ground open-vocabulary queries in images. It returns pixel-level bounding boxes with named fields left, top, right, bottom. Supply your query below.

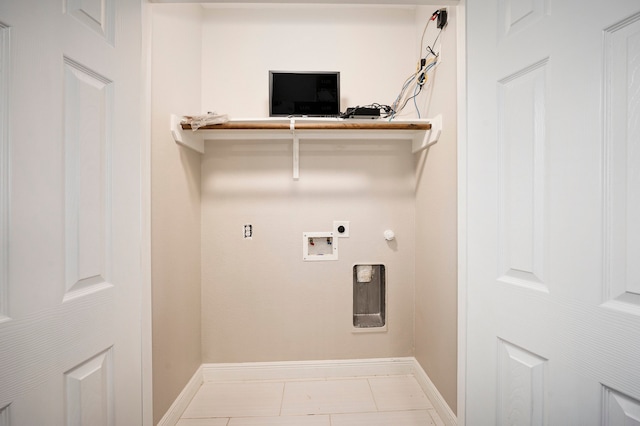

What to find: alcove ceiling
left=149, top=0, right=459, bottom=5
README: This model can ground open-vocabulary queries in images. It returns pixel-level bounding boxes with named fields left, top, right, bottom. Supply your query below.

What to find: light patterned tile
left=280, top=379, right=377, bottom=416
left=331, top=410, right=435, bottom=426
left=228, top=414, right=330, bottom=425
left=176, top=419, right=230, bottom=426
left=368, top=375, right=433, bottom=411
left=182, top=382, right=284, bottom=418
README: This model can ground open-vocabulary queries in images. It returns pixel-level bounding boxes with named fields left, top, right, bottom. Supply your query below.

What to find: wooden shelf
left=172, top=115, right=441, bottom=151
left=180, top=120, right=432, bottom=131
left=170, top=114, right=442, bottom=179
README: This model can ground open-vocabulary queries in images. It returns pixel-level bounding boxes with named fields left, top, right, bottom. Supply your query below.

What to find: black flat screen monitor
left=269, top=71, right=340, bottom=117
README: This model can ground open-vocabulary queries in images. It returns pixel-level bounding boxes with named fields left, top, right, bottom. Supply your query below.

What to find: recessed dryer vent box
left=353, top=264, right=386, bottom=330
left=303, top=232, right=338, bottom=261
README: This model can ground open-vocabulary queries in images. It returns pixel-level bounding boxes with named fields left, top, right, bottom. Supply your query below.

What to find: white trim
left=140, top=1, right=154, bottom=425
left=412, top=358, right=458, bottom=426
left=198, top=3, right=451, bottom=10
left=165, top=358, right=456, bottom=425
left=170, top=114, right=204, bottom=154
left=202, top=357, right=416, bottom=382
left=0, top=22, right=10, bottom=321
left=156, top=365, right=203, bottom=426
left=456, top=2, right=467, bottom=425
left=412, top=114, right=442, bottom=153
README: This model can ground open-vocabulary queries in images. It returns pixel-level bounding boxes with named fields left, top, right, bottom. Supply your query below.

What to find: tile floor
left=177, top=375, right=444, bottom=426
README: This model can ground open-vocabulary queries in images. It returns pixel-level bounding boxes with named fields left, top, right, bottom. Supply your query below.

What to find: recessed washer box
left=303, top=232, right=338, bottom=261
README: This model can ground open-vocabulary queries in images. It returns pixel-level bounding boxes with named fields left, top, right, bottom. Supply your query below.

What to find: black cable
left=339, top=103, right=394, bottom=119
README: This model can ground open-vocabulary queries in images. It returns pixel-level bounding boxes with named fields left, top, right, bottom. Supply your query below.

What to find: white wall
left=151, top=4, right=203, bottom=424
left=199, top=4, right=419, bottom=362
left=201, top=140, right=417, bottom=361
left=413, top=5, right=458, bottom=413
left=150, top=2, right=459, bottom=419
left=200, top=5, right=417, bottom=118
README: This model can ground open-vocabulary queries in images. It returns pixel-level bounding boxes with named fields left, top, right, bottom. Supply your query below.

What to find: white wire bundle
left=390, top=11, right=444, bottom=120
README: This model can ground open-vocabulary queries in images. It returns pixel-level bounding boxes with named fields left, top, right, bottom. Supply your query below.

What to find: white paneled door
left=0, top=0, right=143, bottom=425
left=466, top=0, right=640, bottom=424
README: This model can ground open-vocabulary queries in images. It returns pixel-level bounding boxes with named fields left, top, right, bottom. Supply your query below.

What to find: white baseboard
left=202, top=357, right=417, bottom=382
left=156, top=365, right=203, bottom=426
left=410, top=359, right=457, bottom=426
left=161, top=358, right=456, bottom=426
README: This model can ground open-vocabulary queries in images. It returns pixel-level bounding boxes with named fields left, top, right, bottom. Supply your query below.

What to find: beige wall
left=199, top=5, right=417, bottom=118
left=201, top=140, right=416, bottom=362
left=413, top=5, right=459, bottom=414
left=199, top=5, right=418, bottom=363
left=151, top=5, right=203, bottom=424
left=150, top=2, right=459, bottom=419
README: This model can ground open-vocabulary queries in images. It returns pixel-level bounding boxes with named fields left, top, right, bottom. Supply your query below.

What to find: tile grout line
left=278, top=380, right=287, bottom=417
left=178, top=372, right=441, bottom=425
left=366, top=377, right=381, bottom=413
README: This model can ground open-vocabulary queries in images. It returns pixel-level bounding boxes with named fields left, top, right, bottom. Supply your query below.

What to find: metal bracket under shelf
left=169, top=113, right=442, bottom=179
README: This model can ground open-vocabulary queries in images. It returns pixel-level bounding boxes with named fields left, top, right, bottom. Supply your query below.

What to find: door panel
left=497, top=57, right=547, bottom=292
left=0, top=0, right=142, bottom=424
left=63, top=57, right=112, bottom=300
left=497, top=339, right=547, bottom=426
left=466, top=0, right=640, bottom=424
left=65, top=348, right=114, bottom=426
left=603, top=13, right=640, bottom=312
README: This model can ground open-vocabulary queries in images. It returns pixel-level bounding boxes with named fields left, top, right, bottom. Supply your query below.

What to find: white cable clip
left=290, top=118, right=299, bottom=180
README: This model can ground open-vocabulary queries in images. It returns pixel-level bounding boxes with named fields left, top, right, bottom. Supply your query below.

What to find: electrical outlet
left=437, top=8, right=447, bottom=29
left=243, top=224, right=253, bottom=239
left=334, top=221, right=350, bottom=238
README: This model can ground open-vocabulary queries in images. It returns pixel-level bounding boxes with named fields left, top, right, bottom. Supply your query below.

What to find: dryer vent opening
left=353, top=264, right=385, bottom=328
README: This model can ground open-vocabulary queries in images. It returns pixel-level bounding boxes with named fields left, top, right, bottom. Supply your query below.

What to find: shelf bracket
left=291, top=118, right=299, bottom=180
left=170, top=114, right=205, bottom=154
left=412, top=114, right=442, bottom=154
